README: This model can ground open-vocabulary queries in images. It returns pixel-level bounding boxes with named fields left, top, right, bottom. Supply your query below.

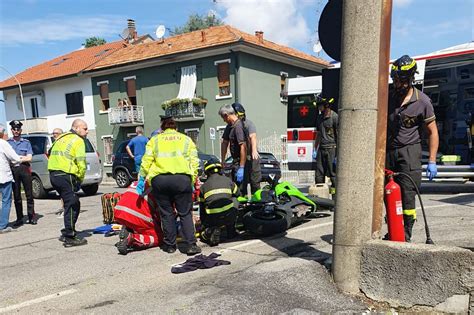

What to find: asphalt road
left=0, top=185, right=472, bottom=313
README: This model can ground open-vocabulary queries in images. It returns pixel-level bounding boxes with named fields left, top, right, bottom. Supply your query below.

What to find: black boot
left=403, top=215, right=416, bottom=242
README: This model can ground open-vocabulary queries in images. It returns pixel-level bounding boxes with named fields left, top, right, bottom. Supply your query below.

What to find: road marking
left=221, top=221, right=334, bottom=253
left=416, top=204, right=450, bottom=210
left=0, top=289, right=77, bottom=313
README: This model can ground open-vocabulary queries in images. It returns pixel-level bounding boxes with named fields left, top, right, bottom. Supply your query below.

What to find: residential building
left=84, top=25, right=330, bottom=175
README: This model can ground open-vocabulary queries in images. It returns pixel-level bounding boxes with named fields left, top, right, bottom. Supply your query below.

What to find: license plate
left=263, top=164, right=274, bottom=168
left=87, top=164, right=90, bottom=170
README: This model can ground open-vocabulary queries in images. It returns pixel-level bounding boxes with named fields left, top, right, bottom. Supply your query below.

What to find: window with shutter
left=125, top=78, right=137, bottom=105
left=99, top=83, right=110, bottom=111
left=217, top=62, right=230, bottom=97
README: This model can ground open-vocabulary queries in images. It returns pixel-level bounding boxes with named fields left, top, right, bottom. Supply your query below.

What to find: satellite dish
left=121, top=28, right=131, bottom=39
left=313, top=40, right=322, bottom=54
left=155, top=25, right=166, bottom=39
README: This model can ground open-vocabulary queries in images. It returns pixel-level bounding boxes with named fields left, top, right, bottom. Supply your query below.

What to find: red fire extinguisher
left=384, top=169, right=405, bottom=242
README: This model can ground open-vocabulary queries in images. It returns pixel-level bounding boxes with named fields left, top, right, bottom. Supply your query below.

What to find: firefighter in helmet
left=199, top=157, right=240, bottom=246
left=386, top=55, right=439, bottom=242
left=314, top=95, right=338, bottom=196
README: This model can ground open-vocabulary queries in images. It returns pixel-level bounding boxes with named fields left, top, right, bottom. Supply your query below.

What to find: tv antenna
left=120, top=28, right=131, bottom=40
left=313, top=40, right=322, bottom=55
left=155, top=25, right=166, bottom=41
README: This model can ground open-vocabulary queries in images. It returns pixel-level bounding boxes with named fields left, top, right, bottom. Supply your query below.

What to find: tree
left=172, top=13, right=223, bottom=35
left=83, top=37, right=107, bottom=48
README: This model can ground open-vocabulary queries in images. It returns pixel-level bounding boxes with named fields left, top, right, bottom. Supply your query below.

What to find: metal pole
left=0, top=66, right=28, bottom=134
left=332, top=0, right=386, bottom=293
left=371, top=0, right=393, bottom=238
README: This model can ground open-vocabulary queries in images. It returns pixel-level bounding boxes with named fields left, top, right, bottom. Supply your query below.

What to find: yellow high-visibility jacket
left=140, top=129, right=199, bottom=183
left=47, top=132, right=87, bottom=182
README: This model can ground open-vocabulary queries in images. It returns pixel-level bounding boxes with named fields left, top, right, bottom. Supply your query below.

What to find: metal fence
left=258, top=132, right=315, bottom=185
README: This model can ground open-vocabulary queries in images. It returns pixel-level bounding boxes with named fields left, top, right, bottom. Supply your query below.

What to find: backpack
left=101, top=192, right=121, bottom=224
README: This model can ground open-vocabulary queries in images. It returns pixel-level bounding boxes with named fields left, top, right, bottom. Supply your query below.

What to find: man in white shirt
left=0, top=124, right=22, bottom=233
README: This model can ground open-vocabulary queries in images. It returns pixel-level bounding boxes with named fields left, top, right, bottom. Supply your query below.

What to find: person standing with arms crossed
left=8, top=120, right=36, bottom=226
left=126, top=126, right=148, bottom=173
left=138, top=115, right=201, bottom=255
left=48, top=119, right=88, bottom=247
left=386, top=55, right=439, bottom=242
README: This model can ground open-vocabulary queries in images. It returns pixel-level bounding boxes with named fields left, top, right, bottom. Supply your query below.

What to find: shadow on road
left=436, top=194, right=474, bottom=207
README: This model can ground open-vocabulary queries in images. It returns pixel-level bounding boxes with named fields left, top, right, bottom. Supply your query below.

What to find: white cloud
left=393, top=0, right=414, bottom=7
left=0, top=15, right=125, bottom=46
left=393, top=17, right=471, bottom=39
left=218, top=0, right=312, bottom=47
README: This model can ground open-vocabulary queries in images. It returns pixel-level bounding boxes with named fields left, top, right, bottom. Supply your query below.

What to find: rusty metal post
left=371, top=0, right=393, bottom=238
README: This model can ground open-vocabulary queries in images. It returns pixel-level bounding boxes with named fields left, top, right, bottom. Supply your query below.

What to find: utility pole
left=0, top=66, right=27, bottom=133
left=332, top=0, right=392, bottom=293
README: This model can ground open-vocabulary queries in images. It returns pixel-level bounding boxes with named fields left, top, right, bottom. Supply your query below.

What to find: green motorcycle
left=237, top=175, right=332, bottom=236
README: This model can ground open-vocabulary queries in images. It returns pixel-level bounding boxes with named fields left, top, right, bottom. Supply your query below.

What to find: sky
left=0, top=0, right=473, bottom=123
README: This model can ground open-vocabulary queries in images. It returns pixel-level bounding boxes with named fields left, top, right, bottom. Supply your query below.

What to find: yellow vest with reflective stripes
left=47, top=132, right=87, bottom=181
left=139, top=129, right=199, bottom=183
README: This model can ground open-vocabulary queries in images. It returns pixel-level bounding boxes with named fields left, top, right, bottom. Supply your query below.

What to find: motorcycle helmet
left=204, top=157, right=223, bottom=175
left=390, top=55, right=417, bottom=81
left=231, top=102, right=246, bottom=119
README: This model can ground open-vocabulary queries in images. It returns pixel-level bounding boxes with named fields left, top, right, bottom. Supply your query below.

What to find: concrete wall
left=360, top=240, right=473, bottom=311
left=3, top=77, right=97, bottom=146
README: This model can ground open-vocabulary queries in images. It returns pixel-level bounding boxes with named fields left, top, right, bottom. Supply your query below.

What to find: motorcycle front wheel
left=242, top=210, right=288, bottom=236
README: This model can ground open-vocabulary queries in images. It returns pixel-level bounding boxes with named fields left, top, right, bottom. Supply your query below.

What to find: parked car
left=22, top=134, right=103, bottom=198
left=223, top=152, right=282, bottom=183
left=112, top=139, right=218, bottom=188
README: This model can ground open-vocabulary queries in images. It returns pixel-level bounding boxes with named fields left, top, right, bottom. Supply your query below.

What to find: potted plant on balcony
left=161, top=97, right=207, bottom=117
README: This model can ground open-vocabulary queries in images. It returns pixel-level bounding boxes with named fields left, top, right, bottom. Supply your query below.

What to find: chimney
left=127, top=19, right=138, bottom=42
left=255, top=31, right=264, bottom=43
left=201, top=30, right=206, bottom=42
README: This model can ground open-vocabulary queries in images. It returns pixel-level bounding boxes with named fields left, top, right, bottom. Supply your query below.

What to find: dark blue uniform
left=8, top=135, right=35, bottom=225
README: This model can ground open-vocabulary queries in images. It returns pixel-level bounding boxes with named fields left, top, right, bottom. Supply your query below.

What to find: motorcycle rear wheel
left=242, top=210, right=288, bottom=236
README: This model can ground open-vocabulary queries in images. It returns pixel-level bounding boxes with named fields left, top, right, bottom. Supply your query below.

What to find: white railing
left=259, top=132, right=315, bottom=185
left=108, top=105, right=144, bottom=125
left=164, top=102, right=205, bottom=121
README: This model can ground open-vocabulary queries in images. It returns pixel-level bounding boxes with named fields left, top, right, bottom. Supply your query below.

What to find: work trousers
left=200, top=206, right=237, bottom=231
left=12, top=164, right=35, bottom=221
left=232, top=158, right=262, bottom=196
left=151, top=174, right=196, bottom=247
left=50, top=171, right=81, bottom=238
left=386, top=143, right=422, bottom=210
left=315, top=146, right=336, bottom=189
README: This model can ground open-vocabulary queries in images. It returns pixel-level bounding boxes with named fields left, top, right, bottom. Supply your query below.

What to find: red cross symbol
left=299, top=105, right=309, bottom=117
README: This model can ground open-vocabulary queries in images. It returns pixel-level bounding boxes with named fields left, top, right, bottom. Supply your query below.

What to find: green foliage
left=83, top=37, right=107, bottom=48
left=172, top=13, right=223, bottom=35
left=161, top=97, right=208, bottom=110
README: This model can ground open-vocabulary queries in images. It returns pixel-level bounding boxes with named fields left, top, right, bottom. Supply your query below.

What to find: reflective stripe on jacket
left=47, top=132, right=86, bottom=181
left=199, top=173, right=239, bottom=215
left=139, top=129, right=199, bottom=183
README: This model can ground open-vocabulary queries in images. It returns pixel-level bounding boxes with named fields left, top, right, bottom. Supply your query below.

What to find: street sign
left=209, top=127, right=216, bottom=140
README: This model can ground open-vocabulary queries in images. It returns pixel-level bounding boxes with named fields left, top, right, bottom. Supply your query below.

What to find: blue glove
left=312, top=149, right=317, bottom=160
left=426, top=162, right=437, bottom=181
left=136, top=177, right=145, bottom=195
left=236, top=167, right=244, bottom=183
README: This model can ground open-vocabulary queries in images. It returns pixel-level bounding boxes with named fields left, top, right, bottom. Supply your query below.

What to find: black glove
left=72, top=177, right=81, bottom=192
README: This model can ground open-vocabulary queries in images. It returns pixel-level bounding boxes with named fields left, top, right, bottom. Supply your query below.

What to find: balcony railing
left=164, top=102, right=205, bottom=122
left=22, top=117, right=48, bottom=134
left=108, top=105, right=144, bottom=126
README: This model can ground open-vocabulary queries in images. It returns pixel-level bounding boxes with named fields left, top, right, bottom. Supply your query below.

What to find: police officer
left=221, top=103, right=262, bottom=195
left=387, top=55, right=439, bottom=242
left=138, top=115, right=201, bottom=255
left=48, top=119, right=88, bottom=247
left=8, top=120, right=36, bottom=226
left=199, top=157, right=239, bottom=246
left=314, top=96, right=338, bottom=196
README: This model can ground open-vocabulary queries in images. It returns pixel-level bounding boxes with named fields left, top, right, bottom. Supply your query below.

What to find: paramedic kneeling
left=138, top=115, right=201, bottom=255
left=199, top=157, right=239, bottom=246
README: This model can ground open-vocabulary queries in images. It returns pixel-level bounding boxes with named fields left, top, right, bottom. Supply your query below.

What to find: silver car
left=22, top=134, right=103, bottom=198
